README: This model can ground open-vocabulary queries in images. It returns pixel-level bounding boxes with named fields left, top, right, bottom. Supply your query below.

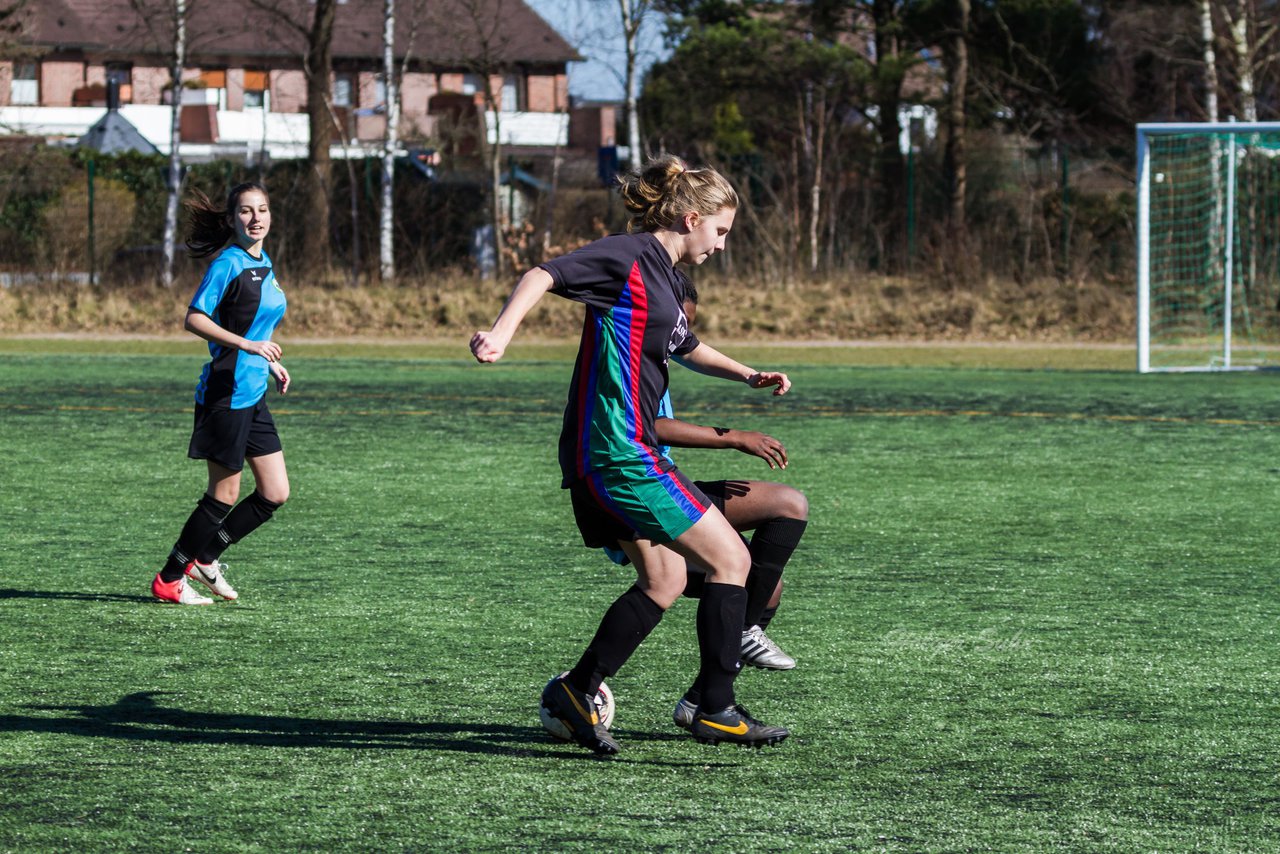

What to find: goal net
left=1137, top=122, right=1280, bottom=372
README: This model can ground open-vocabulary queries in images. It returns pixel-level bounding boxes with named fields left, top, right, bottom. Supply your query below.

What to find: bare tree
left=380, top=0, right=399, bottom=282
left=942, top=0, right=970, bottom=246
left=1216, top=0, right=1280, bottom=121
left=1201, top=0, right=1223, bottom=292
left=1201, top=0, right=1220, bottom=122
left=0, top=0, right=30, bottom=53
left=242, top=0, right=338, bottom=272
left=122, top=0, right=194, bottom=286
left=615, top=0, right=653, bottom=166
left=452, top=0, right=516, bottom=277
left=304, top=0, right=338, bottom=273
left=0, top=0, right=37, bottom=221
left=161, top=0, right=187, bottom=288
left=868, top=0, right=914, bottom=272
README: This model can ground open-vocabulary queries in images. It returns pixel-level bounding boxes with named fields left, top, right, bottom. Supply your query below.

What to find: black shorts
left=694, top=480, right=728, bottom=513
left=188, top=398, right=282, bottom=472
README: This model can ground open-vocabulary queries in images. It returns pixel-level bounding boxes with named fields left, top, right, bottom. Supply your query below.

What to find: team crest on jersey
left=667, top=309, right=689, bottom=357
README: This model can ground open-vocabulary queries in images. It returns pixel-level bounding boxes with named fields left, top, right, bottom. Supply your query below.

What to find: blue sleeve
left=189, top=254, right=235, bottom=317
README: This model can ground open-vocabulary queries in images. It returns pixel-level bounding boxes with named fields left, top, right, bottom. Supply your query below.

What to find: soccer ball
left=539, top=672, right=615, bottom=741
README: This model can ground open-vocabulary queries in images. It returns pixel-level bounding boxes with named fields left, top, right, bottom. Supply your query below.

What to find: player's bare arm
left=654, top=417, right=788, bottom=469
left=270, top=362, right=291, bottom=395
left=184, top=308, right=282, bottom=362
left=676, top=343, right=791, bottom=395
left=470, top=268, right=556, bottom=363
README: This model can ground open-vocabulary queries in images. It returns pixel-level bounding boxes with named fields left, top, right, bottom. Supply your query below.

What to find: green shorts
left=568, top=460, right=710, bottom=548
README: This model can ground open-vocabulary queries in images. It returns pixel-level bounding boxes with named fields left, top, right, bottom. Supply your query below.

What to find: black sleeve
left=540, top=235, right=636, bottom=312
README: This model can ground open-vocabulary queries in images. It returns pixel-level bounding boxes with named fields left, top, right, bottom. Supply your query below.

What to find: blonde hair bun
left=617, top=155, right=738, bottom=233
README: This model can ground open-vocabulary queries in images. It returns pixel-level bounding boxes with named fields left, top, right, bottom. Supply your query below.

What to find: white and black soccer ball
left=539, top=672, right=615, bottom=741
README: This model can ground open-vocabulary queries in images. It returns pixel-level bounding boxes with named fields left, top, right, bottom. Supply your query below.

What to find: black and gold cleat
left=689, top=704, right=788, bottom=748
left=541, top=675, right=620, bottom=755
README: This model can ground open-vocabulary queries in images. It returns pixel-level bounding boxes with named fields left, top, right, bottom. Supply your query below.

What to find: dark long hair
left=185, top=181, right=269, bottom=258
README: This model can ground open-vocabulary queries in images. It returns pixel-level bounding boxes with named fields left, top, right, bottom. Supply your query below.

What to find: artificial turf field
left=1, top=340, right=1277, bottom=852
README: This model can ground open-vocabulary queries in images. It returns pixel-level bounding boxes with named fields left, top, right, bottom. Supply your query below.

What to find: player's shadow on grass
left=2, top=692, right=712, bottom=765
left=0, top=587, right=151, bottom=603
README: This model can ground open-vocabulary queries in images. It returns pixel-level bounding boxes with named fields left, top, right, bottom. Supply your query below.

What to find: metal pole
left=87, top=158, right=96, bottom=287
left=1060, top=146, right=1070, bottom=279
left=1224, top=125, right=1237, bottom=369
left=906, top=143, right=916, bottom=265
left=1136, top=127, right=1150, bottom=372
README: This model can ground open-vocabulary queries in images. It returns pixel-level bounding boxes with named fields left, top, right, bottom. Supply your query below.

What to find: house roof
left=77, top=107, right=161, bottom=155
left=24, top=0, right=580, bottom=67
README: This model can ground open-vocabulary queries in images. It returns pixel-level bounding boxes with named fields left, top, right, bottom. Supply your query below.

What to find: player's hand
left=244, top=339, right=282, bottom=362
left=731, top=430, right=788, bottom=469
left=271, top=363, right=291, bottom=395
left=470, top=330, right=508, bottom=363
left=747, top=371, right=791, bottom=396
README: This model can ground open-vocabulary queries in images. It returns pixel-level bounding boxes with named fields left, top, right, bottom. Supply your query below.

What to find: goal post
left=1137, top=121, right=1280, bottom=372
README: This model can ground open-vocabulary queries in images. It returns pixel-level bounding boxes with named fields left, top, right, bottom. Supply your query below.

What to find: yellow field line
left=3, top=401, right=1277, bottom=428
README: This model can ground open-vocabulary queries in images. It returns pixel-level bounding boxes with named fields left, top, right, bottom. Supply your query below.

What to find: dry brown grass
left=0, top=270, right=1134, bottom=342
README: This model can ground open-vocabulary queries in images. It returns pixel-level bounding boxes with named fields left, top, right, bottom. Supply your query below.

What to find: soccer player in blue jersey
left=150, top=183, right=291, bottom=605
left=473, top=156, right=794, bottom=753
left=653, top=416, right=808, bottom=729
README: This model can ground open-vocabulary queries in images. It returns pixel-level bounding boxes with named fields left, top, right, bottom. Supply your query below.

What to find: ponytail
left=616, top=155, right=738, bottom=233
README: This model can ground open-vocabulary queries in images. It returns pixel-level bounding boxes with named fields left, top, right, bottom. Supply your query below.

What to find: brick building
left=0, top=0, right=617, bottom=160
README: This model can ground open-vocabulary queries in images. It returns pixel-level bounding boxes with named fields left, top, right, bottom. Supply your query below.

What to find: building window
left=11, top=61, right=37, bottom=105
left=244, top=69, right=268, bottom=109
left=501, top=74, right=523, bottom=112
left=462, top=73, right=483, bottom=96
left=333, top=73, right=355, bottom=108
left=105, top=63, right=133, bottom=103
left=197, top=68, right=227, bottom=109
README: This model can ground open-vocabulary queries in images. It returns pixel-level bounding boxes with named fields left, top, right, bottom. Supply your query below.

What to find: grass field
left=1, top=338, right=1277, bottom=851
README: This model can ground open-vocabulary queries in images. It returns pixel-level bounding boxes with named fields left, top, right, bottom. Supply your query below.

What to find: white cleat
left=185, top=560, right=239, bottom=601
left=740, top=625, right=796, bottom=670
left=673, top=696, right=697, bottom=731
left=152, top=574, right=213, bottom=605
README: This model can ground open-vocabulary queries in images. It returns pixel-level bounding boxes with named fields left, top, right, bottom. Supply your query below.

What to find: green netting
left=1145, top=131, right=1280, bottom=369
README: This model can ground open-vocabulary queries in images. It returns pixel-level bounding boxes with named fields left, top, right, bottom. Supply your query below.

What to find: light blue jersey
left=190, top=244, right=287, bottom=409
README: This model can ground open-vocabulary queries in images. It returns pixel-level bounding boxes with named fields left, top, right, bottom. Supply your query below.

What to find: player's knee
left=638, top=568, right=686, bottom=609
left=647, top=583, right=683, bottom=610
left=709, top=544, right=751, bottom=586
left=778, top=486, right=808, bottom=521
left=211, top=484, right=240, bottom=506
left=259, top=483, right=289, bottom=505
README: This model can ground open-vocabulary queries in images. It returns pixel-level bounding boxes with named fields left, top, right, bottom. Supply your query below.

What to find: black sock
left=195, top=491, right=281, bottom=564
left=695, top=582, right=747, bottom=712
left=682, top=569, right=706, bottom=599
left=567, top=585, right=664, bottom=697
left=159, top=494, right=233, bottom=582
left=744, top=518, right=807, bottom=629
left=758, top=606, right=778, bottom=631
